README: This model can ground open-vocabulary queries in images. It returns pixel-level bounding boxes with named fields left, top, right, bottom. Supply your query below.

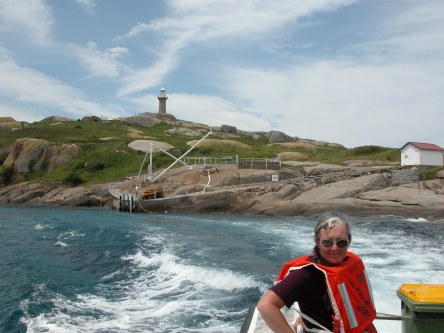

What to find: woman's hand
left=257, top=290, right=295, bottom=333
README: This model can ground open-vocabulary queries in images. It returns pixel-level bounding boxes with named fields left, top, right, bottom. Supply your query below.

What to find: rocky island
left=1, top=114, right=444, bottom=221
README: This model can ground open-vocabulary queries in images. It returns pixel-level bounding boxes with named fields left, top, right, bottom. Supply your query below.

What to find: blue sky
left=0, top=0, right=443, bottom=148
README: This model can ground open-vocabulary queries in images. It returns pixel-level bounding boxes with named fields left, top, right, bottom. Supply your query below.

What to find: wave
left=405, top=217, right=429, bottom=223
left=5, top=208, right=442, bottom=333
left=58, top=230, right=86, bottom=239
left=20, top=248, right=259, bottom=332
left=123, top=250, right=264, bottom=292
left=364, top=214, right=429, bottom=223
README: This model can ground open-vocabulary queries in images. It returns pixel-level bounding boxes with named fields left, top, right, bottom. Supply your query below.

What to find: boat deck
left=241, top=307, right=296, bottom=333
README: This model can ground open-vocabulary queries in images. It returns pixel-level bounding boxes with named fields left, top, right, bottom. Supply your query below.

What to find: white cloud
left=0, top=104, right=43, bottom=122
left=117, top=0, right=359, bottom=96
left=1, top=0, right=443, bottom=149
left=125, top=0, right=357, bottom=40
left=0, top=53, right=120, bottom=120
left=124, top=92, right=271, bottom=131
left=360, top=1, right=444, bottom=62
left=169, top=93, right=271, bottom=130
left=76, top=42, right=129, bottom=79
left=0, top=0, right=54, bottom=45
left=145, top=0, right=442, bottom=148
left=72, top=0, right=97, bottom=14
left=214, top=57, right=444, bottom=147
left=117, top=54, right=180, bottom=97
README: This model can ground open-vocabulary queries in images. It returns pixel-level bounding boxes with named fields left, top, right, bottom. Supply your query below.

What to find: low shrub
left=87, top=162, right=106, bottom=171
left=351, top=146, right=385, bottom=156
left=0, top=165, right=14, bottom=185
left=63, top=173, right=84, bottom=186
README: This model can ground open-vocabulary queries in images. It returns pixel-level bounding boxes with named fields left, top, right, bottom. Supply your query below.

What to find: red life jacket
left=276, top=252, right=378, bottom=333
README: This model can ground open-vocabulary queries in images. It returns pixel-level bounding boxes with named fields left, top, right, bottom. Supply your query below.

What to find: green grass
left=419, top=166, right=444, bottom=180
left=27, top=142, right=147, bottom=185
left=0, top=119, right=403, bottom=186
left=311, top=145, right=400, bottom=165
left=1, top=121, right=125, bottom=146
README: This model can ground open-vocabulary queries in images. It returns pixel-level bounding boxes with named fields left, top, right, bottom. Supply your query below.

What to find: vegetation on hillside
left=0, top=118, right=411, bottom=186
left=311, top=145, right=400, bottom=165
left=419, top=166, right=444, bottom=180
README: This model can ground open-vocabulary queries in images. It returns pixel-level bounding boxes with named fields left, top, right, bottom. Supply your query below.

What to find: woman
left=257, top=213, right=378, bottom=333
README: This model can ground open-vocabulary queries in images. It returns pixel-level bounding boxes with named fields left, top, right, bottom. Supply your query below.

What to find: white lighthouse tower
left=157, top=88, right=168, bottom=114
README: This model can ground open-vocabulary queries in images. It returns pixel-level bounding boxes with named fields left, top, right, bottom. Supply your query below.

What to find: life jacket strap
left=293, top=308, right=333, bottom=333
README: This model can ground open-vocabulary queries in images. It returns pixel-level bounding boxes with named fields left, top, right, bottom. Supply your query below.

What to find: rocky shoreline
left=1, top=163, right=444, bottom=222
left=2, top=115, right=443, bottom=221
left=0, top=181, right=111, bottom=207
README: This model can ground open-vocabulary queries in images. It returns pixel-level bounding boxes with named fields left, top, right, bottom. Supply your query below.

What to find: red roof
left=402, top=142, right=444, bottom=151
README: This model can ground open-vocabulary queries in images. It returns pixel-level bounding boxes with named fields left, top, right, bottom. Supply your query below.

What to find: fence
left=184, top=155, right=281, bottom=170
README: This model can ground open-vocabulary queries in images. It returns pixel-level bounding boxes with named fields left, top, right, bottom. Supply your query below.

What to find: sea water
left=0, top=206, right=442, bottom=333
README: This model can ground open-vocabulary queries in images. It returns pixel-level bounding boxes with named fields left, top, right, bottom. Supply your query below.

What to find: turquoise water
left=0, top=206, right=443, bottom=332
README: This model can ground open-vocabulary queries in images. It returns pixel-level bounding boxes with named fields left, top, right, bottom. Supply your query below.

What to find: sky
left=0, top=0, right=443, bottom=148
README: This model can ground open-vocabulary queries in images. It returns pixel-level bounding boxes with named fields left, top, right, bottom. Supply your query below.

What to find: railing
left=184, top=156, right=238, bottom=165
left=184, top=155, right=282, bottom=170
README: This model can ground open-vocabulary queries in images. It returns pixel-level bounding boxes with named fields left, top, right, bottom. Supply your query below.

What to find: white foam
left=22, top=276, right=242, bottom=332
left=121, top=249, right=164, bottom=267
left=17, top=248, right=262, bottom=332
left=123, top=250, right=264, bottom=292
left=405, top=217, right=428, bottom=223
left=59, top=231, right=85, bottom=239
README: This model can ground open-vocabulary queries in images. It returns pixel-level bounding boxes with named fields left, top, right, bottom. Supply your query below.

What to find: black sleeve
left=270, top=267, right=312, bottom=308
left=270, top=266, right=333, bottom=330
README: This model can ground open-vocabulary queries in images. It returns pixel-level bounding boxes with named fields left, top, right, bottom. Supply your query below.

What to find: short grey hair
left=314, top=212, right=352, bottom=243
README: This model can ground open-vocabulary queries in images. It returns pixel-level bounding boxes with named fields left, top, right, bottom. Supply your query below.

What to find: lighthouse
left=157, top=88, right=168, bottom=114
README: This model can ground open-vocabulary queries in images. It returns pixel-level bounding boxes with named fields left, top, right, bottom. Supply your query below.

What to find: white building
left=401, top=142, right=444, bottom=166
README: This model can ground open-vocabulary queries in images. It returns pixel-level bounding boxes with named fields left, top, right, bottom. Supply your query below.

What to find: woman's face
left=316, top=222, right=350, bottom=265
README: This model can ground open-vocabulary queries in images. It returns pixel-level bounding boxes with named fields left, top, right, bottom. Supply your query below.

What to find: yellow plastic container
left=397, top=284, right=444, bottom=333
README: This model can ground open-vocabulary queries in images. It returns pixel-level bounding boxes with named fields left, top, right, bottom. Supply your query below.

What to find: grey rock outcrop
left=0, top=118, right=32, bottom=129
left=0, top=182, right=111, bottom=207
left=82, top=116, right=102, bottom=122
left=0, top=122, right=22, bottom=129
left=164, top=127, right=203, bottom=137
left=2, top=138, right=82, bottom=182
left=122, top=113, right=177, bottom=128
left=0, top=147, right=10, bottom=164
left=221, top=125, right=237, bottom=134
left=297, top=139, right=344, bottom=149
left=41, top=116, right=75, bottom=122
left=267, top=131, right=294, bottom=143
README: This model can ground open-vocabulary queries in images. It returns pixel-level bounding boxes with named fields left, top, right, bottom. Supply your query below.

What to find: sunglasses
left=321, top=239, right=349, bottom=248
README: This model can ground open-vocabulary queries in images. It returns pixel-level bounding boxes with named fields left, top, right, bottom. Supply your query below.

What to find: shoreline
left=1, top=177, right=443, bottom=222
left=1, top=163, right=444, bottom=222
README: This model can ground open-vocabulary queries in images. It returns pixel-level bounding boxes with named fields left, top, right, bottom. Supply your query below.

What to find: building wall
left=419, top=149, right=444, bottom=166
left=401, top=144, right=420, bottom=166
left=401, top=144, right=444, bottom=166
